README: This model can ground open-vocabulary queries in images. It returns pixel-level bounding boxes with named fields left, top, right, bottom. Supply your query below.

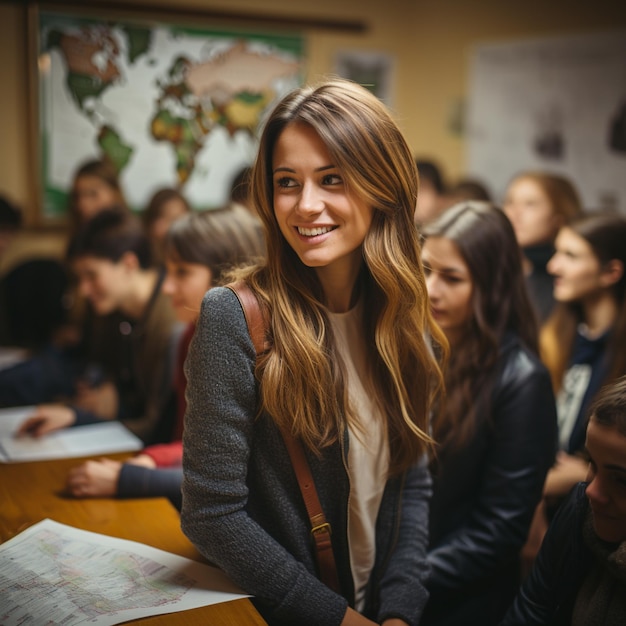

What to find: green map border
left=38, top=9, right=305, bottom=218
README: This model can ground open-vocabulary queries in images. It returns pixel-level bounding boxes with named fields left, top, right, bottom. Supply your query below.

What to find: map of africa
left=39, top=13, right=303, bottom=215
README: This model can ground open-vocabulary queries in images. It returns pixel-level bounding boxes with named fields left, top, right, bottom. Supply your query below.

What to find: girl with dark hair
left=181, top=79, right=447, bottom=626
left=420, top=201, right=557, bottom=625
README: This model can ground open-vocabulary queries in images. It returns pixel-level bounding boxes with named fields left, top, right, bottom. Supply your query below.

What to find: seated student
left=142, top=187, right=190, bottom=266
left=16, top=209, right=182, bottom=444
left=502, top=171, right=583, bottom=323
left=522, top=210, right=626, bottom=567
left=62, top=158, right=131, bottom=341
left=68, top=157, right=128, bottom=234
left=64, top=205, right=265, bottom=508
left=420, top=202, right=557, bottom=626
left=501, top=374, right=626, bottom=626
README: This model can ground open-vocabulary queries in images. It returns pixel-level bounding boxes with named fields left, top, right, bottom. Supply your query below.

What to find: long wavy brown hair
left=230, top=79, right=447, bottom=476
left=422, top=202, right=539, bottom=451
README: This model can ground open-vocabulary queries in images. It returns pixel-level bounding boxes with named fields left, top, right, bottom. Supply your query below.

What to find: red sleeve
left=142, top=441, right=183, bottom=467
left=144, top=323, right=193, bottom=466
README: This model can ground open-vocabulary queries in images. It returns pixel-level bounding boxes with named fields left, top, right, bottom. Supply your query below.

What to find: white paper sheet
left=0, top=406, right=143, bottom=462
left=0, top=518, right=249, bottom=625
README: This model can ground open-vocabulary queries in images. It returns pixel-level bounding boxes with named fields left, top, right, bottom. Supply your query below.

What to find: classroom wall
left=407, top=0, right=626, bottom=200
left=0, top=0, right=624, bottom=227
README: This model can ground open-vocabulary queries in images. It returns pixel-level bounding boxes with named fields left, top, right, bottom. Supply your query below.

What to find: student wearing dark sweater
left=62, top=206, right=265, bottom=508
left=16, top=209, right=181, bottom=444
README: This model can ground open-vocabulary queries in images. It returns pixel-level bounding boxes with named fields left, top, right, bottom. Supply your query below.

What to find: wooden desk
left=0, top=454, right=267, bottom=625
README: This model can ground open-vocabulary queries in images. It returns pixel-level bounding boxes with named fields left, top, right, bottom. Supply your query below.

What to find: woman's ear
left=600, top=259, right=624, bottom=288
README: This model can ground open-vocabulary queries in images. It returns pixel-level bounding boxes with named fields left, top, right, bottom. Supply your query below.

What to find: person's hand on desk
left=66, top=454, right=156, bottom=498
left=66, top=458, right=123, bottom=497
left=16, top=404, right=77, bottom=437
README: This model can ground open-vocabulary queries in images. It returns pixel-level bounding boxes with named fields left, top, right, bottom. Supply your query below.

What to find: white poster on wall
left=466, top=31, right=626, bottom=212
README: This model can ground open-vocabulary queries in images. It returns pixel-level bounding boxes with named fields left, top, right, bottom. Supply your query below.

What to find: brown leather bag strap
left=279, top=429, right=342, bottom=594
left=225, top=281, right=341, bottom=594
left=226, top=281, right=268, bottom=355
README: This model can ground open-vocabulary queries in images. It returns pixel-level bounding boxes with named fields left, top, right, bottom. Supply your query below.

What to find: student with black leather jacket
left=420, top=202, right=558, bottom=625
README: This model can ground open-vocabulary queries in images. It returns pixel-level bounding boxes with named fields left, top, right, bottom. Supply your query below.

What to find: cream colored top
left=328, top=300, right=389, bottom=611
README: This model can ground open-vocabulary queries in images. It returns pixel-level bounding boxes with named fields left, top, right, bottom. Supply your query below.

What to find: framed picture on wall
left=29, top=5, right=305, bottom=221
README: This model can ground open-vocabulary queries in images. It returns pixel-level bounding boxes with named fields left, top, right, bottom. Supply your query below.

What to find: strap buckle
left=311, top=522, right=332, bottom=537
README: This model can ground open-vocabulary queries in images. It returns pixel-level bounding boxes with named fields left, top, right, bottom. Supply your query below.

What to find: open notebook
left=0, top=406, right=143, bottom=462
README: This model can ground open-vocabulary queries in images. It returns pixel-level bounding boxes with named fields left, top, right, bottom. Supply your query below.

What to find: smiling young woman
left=271, top=122, right=373, bottom=305
left=180, top=79, right=447, bottom=626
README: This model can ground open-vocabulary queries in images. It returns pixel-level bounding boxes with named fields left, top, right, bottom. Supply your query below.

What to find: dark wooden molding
left=27, top=0, right=368, bottom=33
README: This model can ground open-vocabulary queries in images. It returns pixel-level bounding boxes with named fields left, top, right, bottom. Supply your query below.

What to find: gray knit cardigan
left=181, top=287, right=431, bottom=626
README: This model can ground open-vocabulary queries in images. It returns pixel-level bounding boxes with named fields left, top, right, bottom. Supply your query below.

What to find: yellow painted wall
left=1, top=0, right=625, bottom=228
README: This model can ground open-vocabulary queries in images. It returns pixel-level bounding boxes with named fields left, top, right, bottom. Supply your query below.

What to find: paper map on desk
left=0, top=519, right=249, bottom=625
left=0, top=407, right=143, bottom=462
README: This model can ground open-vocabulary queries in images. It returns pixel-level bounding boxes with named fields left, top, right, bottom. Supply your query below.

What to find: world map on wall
left=39, top=13, right=304, bottom=215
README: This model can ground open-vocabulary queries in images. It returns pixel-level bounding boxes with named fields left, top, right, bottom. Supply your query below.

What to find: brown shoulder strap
left=225, top=281, right=341, bottom=594
left=279, top=430, right=342, bottom=594
left=226, top=280, right=268, bottom=355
